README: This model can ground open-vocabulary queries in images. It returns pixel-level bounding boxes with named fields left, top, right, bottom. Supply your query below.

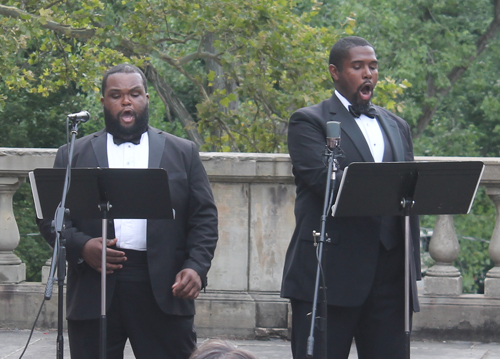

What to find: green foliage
left=0, top=0, right=326, bottom=152
left=372, top=78, right=411, bottom=114
left=299, top=0, right=500, bottom=143
left=0, top=0, right=403, bottom=153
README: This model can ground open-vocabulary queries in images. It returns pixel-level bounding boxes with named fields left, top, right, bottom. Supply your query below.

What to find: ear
left=328, top=64, right=339, bottom=82
left=100, top=97, right=104, bottom=105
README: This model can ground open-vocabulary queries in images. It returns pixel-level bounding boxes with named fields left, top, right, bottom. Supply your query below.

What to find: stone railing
left=1, top=148, right=500, bottom=340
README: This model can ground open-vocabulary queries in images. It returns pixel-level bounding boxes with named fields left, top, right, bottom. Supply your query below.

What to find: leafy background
left=1, top=0, right=499, bottom=291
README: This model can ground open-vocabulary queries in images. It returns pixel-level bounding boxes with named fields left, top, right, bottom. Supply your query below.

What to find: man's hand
left=172, top=268, right=202, bottom=300
left=81, top=237, right=127, bottom=274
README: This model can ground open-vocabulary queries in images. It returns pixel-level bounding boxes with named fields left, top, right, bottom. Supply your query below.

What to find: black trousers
left=67, top=279, right=196, bottom=359
left=290, top=241, right=408, bottom=359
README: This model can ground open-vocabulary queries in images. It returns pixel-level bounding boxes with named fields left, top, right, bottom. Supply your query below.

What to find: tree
left=299, top=0, right=500, bottom=142
left=0, top=0, right=353, bottom=152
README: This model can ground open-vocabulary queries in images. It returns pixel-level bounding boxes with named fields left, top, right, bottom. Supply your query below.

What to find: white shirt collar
left=335, top=90, right=352, bottom=112
left=334, top=90, right=385, bottom=162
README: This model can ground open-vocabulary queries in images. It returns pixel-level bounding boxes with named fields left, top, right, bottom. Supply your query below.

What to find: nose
left=362, top=65, right=372, bottom=79
left=121, top=94, right=132, bottom=106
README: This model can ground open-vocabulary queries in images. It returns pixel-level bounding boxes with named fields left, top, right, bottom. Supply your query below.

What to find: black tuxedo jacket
left=281, top=94, right=421, bottom=311
left=39, top=127, right=218, bottom=320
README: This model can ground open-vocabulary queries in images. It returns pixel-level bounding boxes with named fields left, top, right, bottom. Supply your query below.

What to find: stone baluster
left=485, top=186, right=500, bottom=297
left=424, top=215, right=462, bottom=296
left=0, top=175, right=26, bottom=283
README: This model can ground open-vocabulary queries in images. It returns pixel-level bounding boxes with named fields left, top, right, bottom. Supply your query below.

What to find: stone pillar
left=0, top=176, right=26, bottom=283
left=485, top=186, right=500, bottom=297
left=424, top=215, right=462, bottom=295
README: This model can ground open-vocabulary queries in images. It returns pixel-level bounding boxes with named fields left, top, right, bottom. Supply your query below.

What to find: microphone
left=326, top=121, right=341, bottom=150
left=67, top=111, right=90, bottom=123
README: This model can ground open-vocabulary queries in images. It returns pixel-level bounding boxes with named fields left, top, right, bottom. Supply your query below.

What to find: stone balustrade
left=1, top=148, right=500, bottom=341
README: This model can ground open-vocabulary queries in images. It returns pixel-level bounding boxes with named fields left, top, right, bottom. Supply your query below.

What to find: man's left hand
left=172, top=268, right=202, bottom=299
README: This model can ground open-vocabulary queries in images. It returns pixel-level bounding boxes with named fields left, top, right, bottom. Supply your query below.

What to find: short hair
left=189, top=339, right=259, bottom=359
left=101, top=63, right=148, bottom=95
left=329, top=36, right=374, bottom=71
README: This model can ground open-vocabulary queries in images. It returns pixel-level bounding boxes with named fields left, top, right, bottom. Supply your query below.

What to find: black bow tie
left=112, top=135, right=141, bottom=145
left=348, top=104, right=377, bottom=119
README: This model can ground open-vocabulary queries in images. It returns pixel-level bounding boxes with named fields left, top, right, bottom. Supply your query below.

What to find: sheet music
left=331, top=165, right=349, bottom=217
left=28, top=171, right=43, bottom=219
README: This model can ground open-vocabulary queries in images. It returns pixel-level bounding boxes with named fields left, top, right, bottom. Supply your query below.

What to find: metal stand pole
left=402, top=198, right=414, bottom=359
left=44, top=120, right=81, bottom=359
left=306, top=145, right=340, bottom=359
left=99, top=203, right=110, bottom=359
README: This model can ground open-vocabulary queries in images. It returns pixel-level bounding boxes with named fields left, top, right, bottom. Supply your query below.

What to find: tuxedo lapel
left=90, top=129, right=108, bottom=167
left=147, top=127, right=166, bottom=169
left=376, top=110, right=405, bottom=162
left=328, top=95, right=374, bottom=162
left=90, top=127, right=166, bottom=168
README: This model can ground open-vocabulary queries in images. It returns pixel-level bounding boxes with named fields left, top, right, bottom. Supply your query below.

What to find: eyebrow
left=351, top=60, right=378, bottom=64
left=107, top=86, right=144, bottom=93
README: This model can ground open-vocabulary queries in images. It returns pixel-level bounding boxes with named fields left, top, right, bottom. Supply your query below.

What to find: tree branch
left=154, top=33, right=197, bottom=45
left=143, top=63, right=204, bottom=147
left=0, top=4, right=212, bottom=104
left=0, top=4, right=96, bottom=40
left=178, top=50, right=223, bottom=66
left=0, top=4, right=206, bottom=146
left=217, top=117, right=241, bottom=152
left=44, top=0, right=64, bottom=10
left=153, top=47, right=210, bottom=101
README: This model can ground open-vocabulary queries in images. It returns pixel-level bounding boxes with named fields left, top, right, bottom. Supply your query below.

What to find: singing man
left=281, top=36, right=421, bottom=359
left=39, top=64, right=218, bottom=359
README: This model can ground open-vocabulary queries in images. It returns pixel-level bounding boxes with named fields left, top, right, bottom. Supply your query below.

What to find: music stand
left=332, top=161, right=484, bottom=359
left=30, top=167, right=173, bottom=359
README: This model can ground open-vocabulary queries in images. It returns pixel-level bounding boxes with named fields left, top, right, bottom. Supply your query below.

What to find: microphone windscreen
left=327, top=121, right=341, bottom=138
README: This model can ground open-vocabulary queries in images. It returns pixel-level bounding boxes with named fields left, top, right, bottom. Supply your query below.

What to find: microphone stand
left=306, top=141, right=341, bottom=359
left=44, top=116, right=84, bottom=359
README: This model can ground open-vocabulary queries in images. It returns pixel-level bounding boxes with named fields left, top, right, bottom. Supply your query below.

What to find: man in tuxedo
left=38, top=64, right=218, bottom=359
left=281, top=36, right=421, bottom=358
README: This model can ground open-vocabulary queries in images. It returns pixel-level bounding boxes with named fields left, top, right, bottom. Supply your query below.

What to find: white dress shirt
left=335, top=90, right=385, bottom=162
left=107, top=132, right=149, bottom=250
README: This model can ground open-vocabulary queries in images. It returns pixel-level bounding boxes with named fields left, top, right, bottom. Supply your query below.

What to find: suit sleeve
left=181, top=143, right=218, bottom=287
left=288, top=109, right=343, bottom=198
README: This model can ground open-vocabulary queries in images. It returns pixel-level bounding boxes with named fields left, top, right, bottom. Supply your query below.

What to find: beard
left=349, top=82, right=373, bottom=112
left=104, top=105, right=149, bottom=141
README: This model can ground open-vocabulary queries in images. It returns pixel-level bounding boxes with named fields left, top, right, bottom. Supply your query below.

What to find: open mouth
left=358, top=83, right=373, bottom=102
left=120, top=109, right=136, bottom=124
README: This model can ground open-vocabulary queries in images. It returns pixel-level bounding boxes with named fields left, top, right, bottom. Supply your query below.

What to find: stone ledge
left=195, top=291, right=289, bottom=339
left=3, top=285, right=500, bottom=342
left=0, top=283, right=63, bottom=330
left=4, top=149, right=500, bottom=185
left=413, top=294, right=500, bottom=342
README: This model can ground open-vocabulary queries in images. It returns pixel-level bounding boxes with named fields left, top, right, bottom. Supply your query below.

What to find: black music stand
left=30, top=168, right=173, bottom=359
left=331, top=161, right=484, bottom=359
